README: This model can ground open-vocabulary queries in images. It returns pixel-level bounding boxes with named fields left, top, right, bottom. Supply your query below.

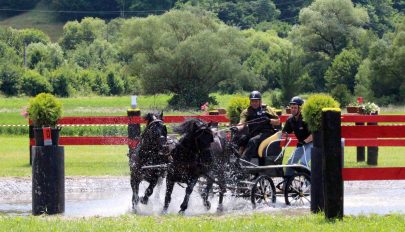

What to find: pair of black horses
left=128, top=112, right=228, bottom=214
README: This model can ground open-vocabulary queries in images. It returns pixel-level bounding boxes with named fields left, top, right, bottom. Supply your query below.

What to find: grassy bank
left=1, top=135, right=404, bottom=177
left=0, top=213, right=404, bottom=231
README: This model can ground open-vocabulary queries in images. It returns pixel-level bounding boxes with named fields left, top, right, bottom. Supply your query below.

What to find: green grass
left=0, top=213, right=404, bottom=231
left=0, top=135, right=128, bottom=177
left=0, top=1, right=64, bottom=41
left=1, top=135, right=404, bottom=177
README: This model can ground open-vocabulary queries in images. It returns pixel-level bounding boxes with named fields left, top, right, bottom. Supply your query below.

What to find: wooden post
left=32, top=145, right=65, bottom=215
left=29, top=124, right=34, bottom=165
left=127, top=109, right=141, bottom=155
left=311, top=130, right=324, bottom=213
left=321, top=109, right=343, bottom=219
left=367, top=112, right=378, bottom=165
left=208, top=110, right=219, bottom=128
left=355, top=122, right=365, bottom=162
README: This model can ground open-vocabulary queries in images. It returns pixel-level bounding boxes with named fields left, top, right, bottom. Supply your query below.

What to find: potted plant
left=302, top=94, right=340, bottom=133
left=346, top=102, right=361, bottom=114
left=27, top=93, right=63, bottom=146
left=361, top=102, right=380, bottom=115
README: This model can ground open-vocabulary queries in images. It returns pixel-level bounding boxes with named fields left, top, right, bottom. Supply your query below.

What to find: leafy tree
left=242, top=30, right=304, bottom=104
left=273, top=0, right=313, bottom=24
left=51, top=0, right=120, bottom=20
left=106, top=69, right=124, bottom=95
left=26, top=43, right=64, bottom=71
left=290, top=0, right=368, bottom=91
left=59, top=17, right=107, bottom=50
left=21, top=70, right=52, bottom=96
left=123, top=9, right=248, bottom=108
left=0, top=65, right=23, bottom=96
left=0, top=28, right=50, bottom=58
left=68, top=39, right=118, bottom=70
left=353, top=0, right=396, bottom=37
left=180, top=0, right=280, bottom=29
left=325, top=48, right=362, bottom=95
left=365, top=20, right=405, bottom=104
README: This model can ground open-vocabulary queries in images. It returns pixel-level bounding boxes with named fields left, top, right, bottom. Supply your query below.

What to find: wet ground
left=1, top=177, right=404, bottom=217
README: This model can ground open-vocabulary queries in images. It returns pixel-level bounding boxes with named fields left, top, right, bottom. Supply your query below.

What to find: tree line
left=0, top=0, right=404, bottom=108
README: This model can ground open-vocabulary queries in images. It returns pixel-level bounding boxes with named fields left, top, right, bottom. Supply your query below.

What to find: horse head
left=142, top=112, right=167, bottom=148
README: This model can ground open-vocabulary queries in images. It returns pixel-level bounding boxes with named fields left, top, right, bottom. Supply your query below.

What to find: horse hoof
left=178, top=210, right=185, bottom=215
left=161, top=208, right=168, bottom=215
left=140, top=196, right=148, bottom=205
left=203, top=201, right=211, bottom=211
left=217, top=204, right=224, bottom=213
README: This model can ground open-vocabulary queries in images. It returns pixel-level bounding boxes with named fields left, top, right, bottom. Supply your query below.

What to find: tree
left=365, top=20, right=405, bottom=104
left=123, top=9, right=248, bottom=108
left=26, top=43, right=64, bottom=71
left=59, top=17, right=107, bottom=50
left=273, top=0, right=313, bottom=24
left=325, top=48, right=362, bottom=95
left=353, top=0, right=396, bottom=37
left=290, top=0, right=368, bottom=91
left=242, top=30, right=305, bottom=105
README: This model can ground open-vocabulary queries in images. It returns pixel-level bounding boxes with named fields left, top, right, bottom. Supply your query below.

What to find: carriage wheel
left=284, top=172, right=311, bottom=206
left=251, top=175, right=276, bottom=208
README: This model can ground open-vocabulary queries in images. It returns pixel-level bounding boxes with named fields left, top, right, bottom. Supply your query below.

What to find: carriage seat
left=257, top=131, right=284, bottom=166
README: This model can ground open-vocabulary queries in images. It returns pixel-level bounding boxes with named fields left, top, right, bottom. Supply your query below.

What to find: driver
left=282, top=96, right=313, bottom=176
left=234, top=91, right=280, bottom=162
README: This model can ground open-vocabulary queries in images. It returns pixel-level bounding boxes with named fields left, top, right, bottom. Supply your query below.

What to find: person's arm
left=303, top=134, right=313, bottom=144
left=266, top=107, right=280, bottom=126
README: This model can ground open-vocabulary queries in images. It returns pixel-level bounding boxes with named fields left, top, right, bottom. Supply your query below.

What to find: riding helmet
left=249, top=91, right=262, bottom=100
left=289, top=96, right=304, bottom=106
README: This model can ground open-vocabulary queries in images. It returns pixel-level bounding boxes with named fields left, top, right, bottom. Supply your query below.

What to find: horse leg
left=162, top=178, right=174, bottom=214
left=179, top=178, right=198, bottom=214
left=201, top=177, right=212, bottom=211
left=141, top=177, right=158, bottom=205
left=217, top=177, right=226, bottom=212
left=131, top=174, right=140, bottom=211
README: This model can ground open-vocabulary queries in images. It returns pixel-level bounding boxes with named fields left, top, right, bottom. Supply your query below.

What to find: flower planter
left=346, top=106, right=360, bottom=114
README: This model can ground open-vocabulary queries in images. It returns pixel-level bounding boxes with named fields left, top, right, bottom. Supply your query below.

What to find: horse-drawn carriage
left=198, top=128, right=311, bottom=209
left=129, top=113, right=311, bottom=214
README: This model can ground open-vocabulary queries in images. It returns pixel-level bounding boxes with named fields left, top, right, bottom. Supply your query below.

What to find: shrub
left=0, top=65, right=23, bottom=96
left=27, top=93, right=63, bottom=128
left=227, top=96, right=250, bottom=124
left=21, top=70, right=52, bottom=96
left=302, top=94, right=340, bottom=132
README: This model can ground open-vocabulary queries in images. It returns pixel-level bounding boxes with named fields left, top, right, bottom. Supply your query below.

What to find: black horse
left=128, top=112, right=169, bottom=211
left=162, top=118, right=214, bottom=214
left=199, top=127, right=229, bottom=212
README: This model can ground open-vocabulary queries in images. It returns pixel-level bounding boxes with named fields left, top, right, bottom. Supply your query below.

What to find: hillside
left=0, top=0, right=64, bottom=41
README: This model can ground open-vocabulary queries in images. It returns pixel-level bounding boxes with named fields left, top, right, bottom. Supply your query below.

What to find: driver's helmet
left=289, top=96, right=304, bottom=106
left=249, top=91, right=262, bottom=100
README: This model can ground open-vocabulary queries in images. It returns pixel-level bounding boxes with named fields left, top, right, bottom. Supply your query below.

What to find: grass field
left=1, top=135, right=404, bottom=177
left=0, top=213, right=404, bottom=231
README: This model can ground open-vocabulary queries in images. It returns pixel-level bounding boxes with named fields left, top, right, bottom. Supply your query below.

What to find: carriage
left=198, top=129, right=311, bottom=208
left=131, top=114, right=311, bottom=213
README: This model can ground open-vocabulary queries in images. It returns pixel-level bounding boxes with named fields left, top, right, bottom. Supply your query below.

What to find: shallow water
left=0, top=177, right=404, bottom=217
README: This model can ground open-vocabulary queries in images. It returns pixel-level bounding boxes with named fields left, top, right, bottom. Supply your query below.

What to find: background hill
left=0, top=0, right=64, bottom=41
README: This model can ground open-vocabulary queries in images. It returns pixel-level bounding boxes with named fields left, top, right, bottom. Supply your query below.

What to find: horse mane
left=173, top=118, right=205, bottom=135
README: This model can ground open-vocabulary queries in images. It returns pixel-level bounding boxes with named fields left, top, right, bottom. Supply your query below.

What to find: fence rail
left=28, top=114, right=405, bottom=181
